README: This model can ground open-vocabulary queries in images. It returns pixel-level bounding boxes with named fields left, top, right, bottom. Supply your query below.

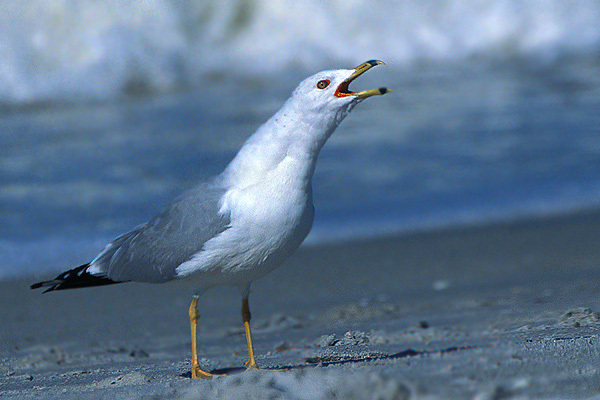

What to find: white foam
left=1, top=0, right=599, bottom=105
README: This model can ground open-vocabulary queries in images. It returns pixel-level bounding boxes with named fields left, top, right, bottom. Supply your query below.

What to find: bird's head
left=224, top=61, right=390, bottom=184
left=290, top=60, right=390, bottom=117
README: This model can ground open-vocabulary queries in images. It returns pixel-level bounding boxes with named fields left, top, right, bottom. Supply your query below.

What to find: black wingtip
left=30, top=281, right=43, bottom=290
left=29, top=281, right=56, bottom=294
left=30, top=263, right=121, bottom=293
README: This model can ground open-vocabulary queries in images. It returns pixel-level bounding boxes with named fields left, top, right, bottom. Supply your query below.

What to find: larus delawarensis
left=31, top=60, right=389, bottom=379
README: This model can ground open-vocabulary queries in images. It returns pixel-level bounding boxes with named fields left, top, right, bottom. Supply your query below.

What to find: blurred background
left=1, top=0, right=599, bottom=280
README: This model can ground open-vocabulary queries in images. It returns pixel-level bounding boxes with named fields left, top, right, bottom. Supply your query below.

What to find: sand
left=2, top=210, right=600, bottom=399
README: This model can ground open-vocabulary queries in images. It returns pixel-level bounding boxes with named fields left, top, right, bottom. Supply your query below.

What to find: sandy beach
left=2, top=1, right=599, bottom=399
left=2, top=209, right=600, bottom=399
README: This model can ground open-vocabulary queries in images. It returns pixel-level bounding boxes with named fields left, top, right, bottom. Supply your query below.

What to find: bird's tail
left=30, top=264, right=120, bottom=293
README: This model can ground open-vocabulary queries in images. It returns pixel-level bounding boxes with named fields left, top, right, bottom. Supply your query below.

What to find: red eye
left=316, top=79, right=330, bottom=89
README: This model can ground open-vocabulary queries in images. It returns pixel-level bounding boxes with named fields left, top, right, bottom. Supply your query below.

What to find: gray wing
left=93, top=181, right=230, bottom=283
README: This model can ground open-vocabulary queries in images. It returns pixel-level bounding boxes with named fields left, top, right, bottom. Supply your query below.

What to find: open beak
left=334, top=60, right=391, bottom=99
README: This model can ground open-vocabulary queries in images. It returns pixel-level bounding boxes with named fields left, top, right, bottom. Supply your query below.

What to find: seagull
left=31, top=60, right=389, bottom=379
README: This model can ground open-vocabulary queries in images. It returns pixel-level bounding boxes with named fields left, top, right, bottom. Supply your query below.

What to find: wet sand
left=2, top=210, right=600, bottom=399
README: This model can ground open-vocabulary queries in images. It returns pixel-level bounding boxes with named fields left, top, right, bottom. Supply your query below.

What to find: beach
left=2, top=1, right=600, bottom=399
left=2, top=209, right=600, bottom=399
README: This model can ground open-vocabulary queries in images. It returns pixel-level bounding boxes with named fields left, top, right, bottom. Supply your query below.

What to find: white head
left=286, top=60, right=390, bottom=125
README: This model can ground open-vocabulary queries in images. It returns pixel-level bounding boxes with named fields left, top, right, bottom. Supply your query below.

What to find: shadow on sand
left=181, top=346, right=471, bottom=378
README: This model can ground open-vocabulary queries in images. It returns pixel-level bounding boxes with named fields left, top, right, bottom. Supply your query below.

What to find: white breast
left=175, top=155, right=314, bottom=289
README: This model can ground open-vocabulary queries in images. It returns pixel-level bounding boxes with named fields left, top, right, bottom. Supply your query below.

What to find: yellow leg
left=189, top=296, right=215, bottom=379
left=241, top=298, right=259, bottom=370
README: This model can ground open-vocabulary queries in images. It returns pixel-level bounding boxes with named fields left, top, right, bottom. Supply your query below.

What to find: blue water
left=1, top=0, right=600, bottom=280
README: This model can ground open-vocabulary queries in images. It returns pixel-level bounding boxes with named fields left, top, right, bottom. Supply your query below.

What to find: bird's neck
left=222, top=102, right=341, bottom=189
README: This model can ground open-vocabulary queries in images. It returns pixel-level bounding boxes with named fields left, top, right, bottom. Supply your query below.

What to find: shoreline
left=2, top=209, right=600, bottom=398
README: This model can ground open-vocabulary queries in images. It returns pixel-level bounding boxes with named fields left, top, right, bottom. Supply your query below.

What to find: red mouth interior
left=334, top=80, right=354, bottom=97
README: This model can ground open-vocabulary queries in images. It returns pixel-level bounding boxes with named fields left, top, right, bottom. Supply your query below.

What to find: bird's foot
left=244, top=358, right=259, bottom=371
left=191, top=361, right=223, bottom=380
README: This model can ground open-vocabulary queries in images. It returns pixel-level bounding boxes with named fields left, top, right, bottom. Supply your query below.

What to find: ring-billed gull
left=31, top=60, right=389, bottom=379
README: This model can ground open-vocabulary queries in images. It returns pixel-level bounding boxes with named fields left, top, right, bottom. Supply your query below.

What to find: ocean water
left=1, top=0, right=600, bottom=280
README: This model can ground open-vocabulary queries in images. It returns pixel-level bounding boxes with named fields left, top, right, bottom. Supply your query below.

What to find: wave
left=2, top=0, right=599, bottom=105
